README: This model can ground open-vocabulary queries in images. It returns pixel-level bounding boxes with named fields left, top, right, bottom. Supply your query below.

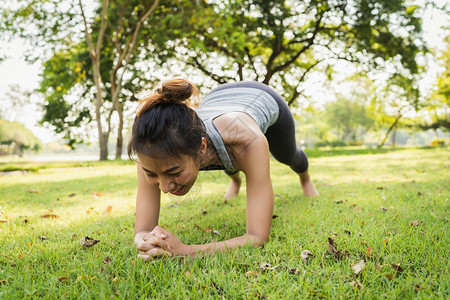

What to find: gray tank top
left=195, top=87, right=279, bottom=172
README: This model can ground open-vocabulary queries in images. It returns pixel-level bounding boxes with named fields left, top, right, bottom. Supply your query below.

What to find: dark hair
left=128, top=79, right=207, bottom=161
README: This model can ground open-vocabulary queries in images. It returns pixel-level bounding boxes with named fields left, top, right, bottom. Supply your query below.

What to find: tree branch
left=287, top=59, right=324, bottom=107
left=112, top=0, right=160, bottom=104
left=272, top=12, right=324, bottom=75
left=245, top=46, right=259, bottom=81
left=95, top=0, right=109, bottom=57
left=187, top=57, right=234, bottom=84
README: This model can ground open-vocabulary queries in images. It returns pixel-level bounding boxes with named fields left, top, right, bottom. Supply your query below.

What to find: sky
left=0, top=1, right=448, bottom=144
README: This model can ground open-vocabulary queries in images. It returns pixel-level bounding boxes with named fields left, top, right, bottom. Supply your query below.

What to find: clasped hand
left=135, top=226, right=188, bottom=260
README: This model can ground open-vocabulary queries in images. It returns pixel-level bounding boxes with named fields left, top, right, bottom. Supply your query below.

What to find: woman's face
left=138, top=153, right=200, bottom=196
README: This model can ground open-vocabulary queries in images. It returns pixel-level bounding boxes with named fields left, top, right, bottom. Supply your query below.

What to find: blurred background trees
left=0, top=0, right=448, bottom=159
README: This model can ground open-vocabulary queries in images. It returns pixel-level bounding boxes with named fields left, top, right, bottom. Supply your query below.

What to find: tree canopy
left=0, top=120, right=42, bottom=156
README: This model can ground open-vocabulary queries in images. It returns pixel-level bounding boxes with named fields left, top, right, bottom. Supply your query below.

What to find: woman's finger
left=136, top=240, right=159, bottom=252
left=139, top=247, right=172, bottom=259
left=146, top=236, right=171, bottom=250
left=149, top=226, right=168, bottom=239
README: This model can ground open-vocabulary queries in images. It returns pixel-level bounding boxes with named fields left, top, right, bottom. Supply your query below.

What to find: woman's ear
left=199, top=137, right=207, bottom=155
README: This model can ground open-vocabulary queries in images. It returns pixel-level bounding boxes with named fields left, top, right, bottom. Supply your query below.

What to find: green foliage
left=0, top=120, right=42, bottom=155
left=325, top=97, right=374, bottom=141
left=163, top=0, right=426, bottom=105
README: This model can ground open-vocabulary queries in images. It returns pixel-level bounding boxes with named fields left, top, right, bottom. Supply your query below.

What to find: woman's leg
left=263, top=91, right=319, bottom=197
left=224, top=170, right=241, bottom=199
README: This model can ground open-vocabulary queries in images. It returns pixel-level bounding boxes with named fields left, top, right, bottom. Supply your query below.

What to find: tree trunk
left=115, top=104, right=124, bottom=160
left=99, top=133, right=109, bottom=161
left=378, top=114, right=402, bottom=149
left=392, top=129, right=397, bottom=147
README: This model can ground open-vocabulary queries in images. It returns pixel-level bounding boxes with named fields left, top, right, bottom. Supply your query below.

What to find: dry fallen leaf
left=41, top=214, right=59, bottom=219
left=0, top=220, right=8, bottom=223
left=301, top=250, right=313, bottom=262
left=352, top=260, right=366, bottom=275
left=112, top=277, right=118, bottom=282
left=245, top=270, right=259, bottom=278
left=26, top=190, right=39, bottom=193
left=58, top=276, right=69, bottom=282
left=80, top=236, right=100, bottom=248
left=413, top=284, right=424, bottom=291
left=259, top=263, right=280, bottom=271
left=69, top=193, right=76, bottom=198
left=326, top=237, right=348, bottom=260
left=391, top=263, right=404, bottom=273
left=410, top=220, right=420, bottom=227
left=366, top=247, right=373, bottom=257
left=104, top=205, right=113, bottom=214
left=349, top=280, right=364, bottom=289
left=288, top=268, right=301, bottom=274
left=102, top=256, right=112, bottom=265
left=380, top=206, right=388, bottom=211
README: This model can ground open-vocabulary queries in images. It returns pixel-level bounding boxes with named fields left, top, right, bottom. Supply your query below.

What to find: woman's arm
left=140, top=115, right=274, bottom=258
left=134, top=163, right=172, bottom=258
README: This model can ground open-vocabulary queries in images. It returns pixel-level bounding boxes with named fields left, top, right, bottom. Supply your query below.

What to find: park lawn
left=0, top=148, right=448, bottom=299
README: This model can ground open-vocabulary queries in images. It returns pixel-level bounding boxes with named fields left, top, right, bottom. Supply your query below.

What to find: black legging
left=209, top=81, right=309, bottom=174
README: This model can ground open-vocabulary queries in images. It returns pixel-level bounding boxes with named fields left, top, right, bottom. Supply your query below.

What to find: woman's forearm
left=186, top=233, right=266, bottom=256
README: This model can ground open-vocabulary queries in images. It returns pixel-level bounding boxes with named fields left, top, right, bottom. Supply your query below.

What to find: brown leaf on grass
left=349, top=204, right=356, bottom=209
left=344, top=230, right=352, bottom=236
left=58, top=276, right=69, bottom=282
left=301, top=250, right=314, bottom=262
left=112, top=277, right=118, bottom=282
left=41, top=214, right=59, bottom=219
left=24, top=218, right=29, bottom=224
left=102, top=256, right=112, bottom=265
left=349, top=280, right=364, bottom=289
left=259, top=263, right=280, bottom=271
left=245, top=270, right=259, bottom=277
left=391, top=264, right=404, bottom=273
left=104, top=205, right=113, bottom=214
left=0, top=280, right=8, bottom=285
left=80, top=236, right=100, bottom=248
left=413, top=284, right=424, bottom=291
left=288, top=268, right=301, bottom=274
left=380, top=206, right=388, bottom=211
left=0, top=219, right=8, bottom=223
left=352, top=260, right=366, bottom=275
left=410, top=220, right=420, bottom=227
left=385, top=274, right=394, bottom=280
left=326, top=237, right=348, bottom=260
left=366, top=247, right=373, bottom=257
left=26, top=190, right=39, bottom=193
left=92, top=191, right=105, bottom=197
left=69, top=193, right=76, bottom=198
left=376, top=187, right=385, bottom=190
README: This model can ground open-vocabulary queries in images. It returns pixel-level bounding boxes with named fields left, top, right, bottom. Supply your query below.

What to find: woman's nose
left=159, top=179, right=177, bottom=193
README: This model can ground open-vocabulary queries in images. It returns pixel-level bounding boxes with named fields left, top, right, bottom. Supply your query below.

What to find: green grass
left=0, top=148, right=449, bottom=299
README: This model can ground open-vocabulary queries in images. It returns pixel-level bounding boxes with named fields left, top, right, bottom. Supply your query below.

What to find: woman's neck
left=199, top=141, right=222, bottom=169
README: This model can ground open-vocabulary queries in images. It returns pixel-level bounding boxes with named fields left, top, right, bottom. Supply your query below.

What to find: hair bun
left=137, top=79, right=198, bottom=117
left=157, top=79, right=197, bottom=104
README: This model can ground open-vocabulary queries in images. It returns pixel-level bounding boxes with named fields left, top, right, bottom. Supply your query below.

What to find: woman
left=128, top=79, right=318, bottom=259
